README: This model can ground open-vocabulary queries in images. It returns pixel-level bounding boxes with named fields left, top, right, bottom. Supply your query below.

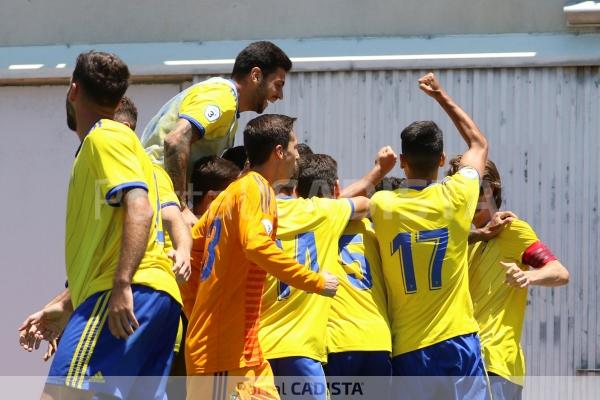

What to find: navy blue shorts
left=47, top=285, right=181, bottom=399
left=268, top=356, right=327, bottom=400
left=391, top=333, right=490, bottom=400
left=325, top=351, right=392, bottom=377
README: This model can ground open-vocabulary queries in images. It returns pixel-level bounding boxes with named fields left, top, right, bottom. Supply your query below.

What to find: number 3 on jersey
left=201, top=217, right=222, bottom=281
left=390, top=227, right=448, bottom=293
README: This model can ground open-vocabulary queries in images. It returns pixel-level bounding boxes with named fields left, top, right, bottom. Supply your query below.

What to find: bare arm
left=419, top=73, right=488, bottom=177
left=108, top=188, right=154, bottom=339
left=162, top=205, right=193, bottom=283
left=164, top=119, right=197, bottom=208
left=348, top=197, right=370, bottom=220
left=340, top=146, right=397, bottom=198
left=503, top=260, right=570, bottom=288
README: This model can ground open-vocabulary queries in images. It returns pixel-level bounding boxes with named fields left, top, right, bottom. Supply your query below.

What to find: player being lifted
left=141, top=41, right=291, bottom=226
left=370, top=72, right=490, bottom=399
left=448, top=156, right=569, bottom=400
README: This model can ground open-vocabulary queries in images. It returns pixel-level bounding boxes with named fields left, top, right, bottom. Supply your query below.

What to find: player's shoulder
left=86, top=119, right=137, bottom=148
left=500, top=218, right=536, bottom=240
left=442, top=166, right=480, bottom=185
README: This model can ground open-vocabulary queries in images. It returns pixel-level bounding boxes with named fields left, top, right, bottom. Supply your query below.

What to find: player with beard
left=141, top=41, right=292, bottom=227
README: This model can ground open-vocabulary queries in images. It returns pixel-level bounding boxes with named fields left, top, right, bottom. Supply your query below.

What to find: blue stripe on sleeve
left=179, top=114, right=206, bottom=138
left=105, top=182, right=148, bottom=207
left=347, top=198, right=356, bottom=219
left=160, top=201, right=180, bottom=209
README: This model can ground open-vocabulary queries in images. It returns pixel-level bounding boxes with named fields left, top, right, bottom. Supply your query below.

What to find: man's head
left=296, top=153, right=340, bottom=199
left=191, top=156, right=241, bottom=217
left=113, top=95, right=138, bottom=131
left=297, top=143, right=314, bottom=159
left=399, top=121, right=445, bottom=179
left=448, top=155, right=502, bottom=227
left=66, top=51, right=130, bottom=131
left=221, top=145, right=248, bottom=171
left=231, top=41, right=292, bottom=114
left=244, top=114, right=299, bottom=182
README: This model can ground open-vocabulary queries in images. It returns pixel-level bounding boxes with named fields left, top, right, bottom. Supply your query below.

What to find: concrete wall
left=1, top=0, right=568, bottom=46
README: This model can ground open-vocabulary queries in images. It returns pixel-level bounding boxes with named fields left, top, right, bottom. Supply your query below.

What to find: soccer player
left=141, top=41, right=292, bottom=226
left=324, top=163, right=394, bottom=382
left=447, top=156, right=569, bottom=400
left=21, top=51, right=183, bottom=400
left=370, top=72, right=490, bottom=399
left=190, top=156, right=241, bottom=217
left=180, top=114, right=339, bottom=400
left=259, top=151, right=393, bottom=399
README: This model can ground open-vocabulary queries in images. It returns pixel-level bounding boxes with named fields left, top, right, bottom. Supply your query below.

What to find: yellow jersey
left=153, top=163, right=180, bottom=255
left=370, top=167, right=480, bottom=356
left=65, top=119, right=181, bottom=308
left=141, top=77, right=239, bottom=168
left=259, top=196, right=353, bottom=362
left=327, top=218, right=391, bottom=354
left=468, top=219, right=539, bottom=386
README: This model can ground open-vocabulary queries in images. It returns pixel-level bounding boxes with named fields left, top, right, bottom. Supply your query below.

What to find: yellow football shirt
left=66, top=119, right=182, bottom=308
left=468, top=219, right=539, bottom=386
left=141, top=77, right=239, bottom=168
left=370, top=167, right=480, bottom=356
left=259, top=196, right=353, bottom=362
left=327, top=218, right=391, bottom=353
left=153, top=163, right=180, bottom=254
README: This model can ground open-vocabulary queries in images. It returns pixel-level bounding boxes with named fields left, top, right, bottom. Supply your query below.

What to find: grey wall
left=2, top=66, right=598, bottom=399
left=1, top=0, right=568, bottom=46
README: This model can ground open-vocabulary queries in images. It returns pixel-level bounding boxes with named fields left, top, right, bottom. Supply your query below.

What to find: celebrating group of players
left=18, top=41, right=570, bottom=400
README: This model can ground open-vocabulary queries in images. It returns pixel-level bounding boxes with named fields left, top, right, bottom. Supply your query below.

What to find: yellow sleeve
left=237, top=178, right=325, bottom=293
left=87, top=129, right=149, bottom=206
left=315, top=197, right=353, bottom=237
left=499, top=219, right=540, bottom=263
left=443, top=166, right=480, bottom=214
left=153, top=164, right=180, bottom=209
left=178, top=84, right=237, bottom=140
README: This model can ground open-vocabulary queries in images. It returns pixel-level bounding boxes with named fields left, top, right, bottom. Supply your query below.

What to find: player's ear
left=274, top=144, right=285, bottom=160
left=334, top=180, right=341, bottom=199
left=399, top=154, right=407, bottom=169
left=250, top=67, right=262, bottom=83
left=68, top=81, right=78, bottom=101
left=439, top=152, right=446, bottom=167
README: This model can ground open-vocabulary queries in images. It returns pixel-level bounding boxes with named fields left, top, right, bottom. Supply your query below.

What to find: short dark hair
left=401, top=121, right=444, bottom=175
left=375, top=176, right=405, bottom=192
left=447, top=155, right=502, bottom=209
left=231, top=41, right=292, bottom=80
left=114, top=95, right=138, bottom=131
left=297, top=143, right=314, bottom=159
left=296, top=154, right=338, bottom=199
left=221, top=146, right=248, bottom=171
left=191, top=156, right=240, bottom=207
left=72, top=51, right=130, bottom=108
left=244, top=114, right=296, bottom=167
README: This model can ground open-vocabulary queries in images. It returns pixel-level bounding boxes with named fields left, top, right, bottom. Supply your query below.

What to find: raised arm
left=419, top=73, right=488, bottom=177
left=340, top=146, right=397, bottom=198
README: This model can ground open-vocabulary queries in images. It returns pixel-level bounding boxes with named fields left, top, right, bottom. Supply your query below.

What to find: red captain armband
left=522, top=241, right=557, bottom=269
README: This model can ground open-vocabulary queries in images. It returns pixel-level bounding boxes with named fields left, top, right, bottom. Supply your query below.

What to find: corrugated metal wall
left=236, top=67, right=599, bottom=398
left=2, top=67, right=597, bottom=396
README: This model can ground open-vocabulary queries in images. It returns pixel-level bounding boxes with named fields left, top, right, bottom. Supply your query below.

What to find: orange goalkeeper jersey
left=181, top=171, right=326, bottom=374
